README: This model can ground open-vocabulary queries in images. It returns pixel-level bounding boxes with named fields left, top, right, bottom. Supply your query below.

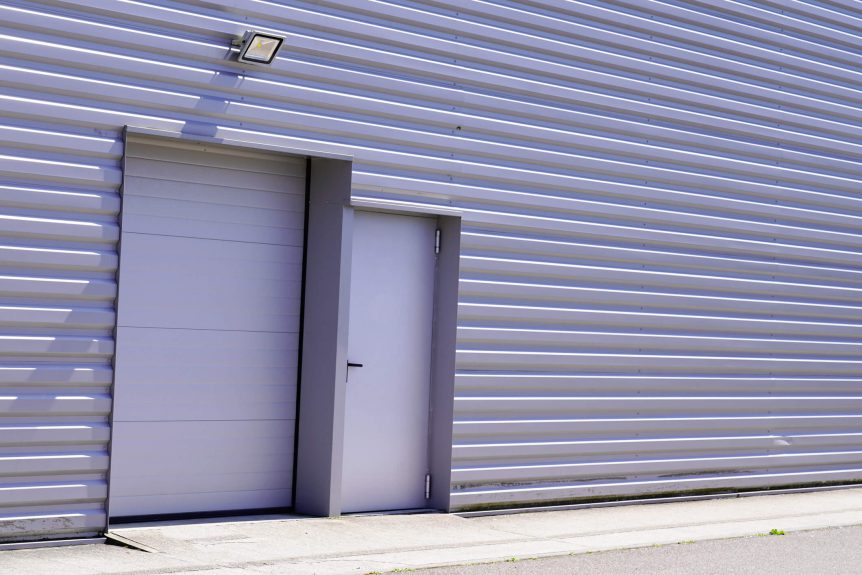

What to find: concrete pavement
left=1, top=487, right=862, bottom=574
left=406, top=525, right=862, bottom=575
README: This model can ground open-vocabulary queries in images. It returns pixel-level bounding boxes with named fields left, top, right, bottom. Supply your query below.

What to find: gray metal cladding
left=0, top=0, right=859, bottom=530
left=0, top=145, right=116, bottom=537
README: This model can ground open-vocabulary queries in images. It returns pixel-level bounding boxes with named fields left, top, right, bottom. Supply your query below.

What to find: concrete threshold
left=1, top=488, right=861, bottom=575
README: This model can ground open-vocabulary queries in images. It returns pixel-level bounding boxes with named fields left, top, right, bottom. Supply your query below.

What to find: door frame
left=294, top=194, right=461, bottom=516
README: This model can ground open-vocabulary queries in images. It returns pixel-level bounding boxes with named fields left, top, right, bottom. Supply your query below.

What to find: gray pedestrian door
left=108, top=137, right=306, bottom=518
left=341, top=211, right=437, bottom=513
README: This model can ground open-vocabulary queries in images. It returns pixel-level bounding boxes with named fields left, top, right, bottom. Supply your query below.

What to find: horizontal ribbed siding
left=1, top=0, right=861, bottom=524
left=0, top=179, right=116, bottom=537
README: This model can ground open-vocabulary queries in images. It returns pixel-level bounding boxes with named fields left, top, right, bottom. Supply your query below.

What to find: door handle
left=347, top=362, right=364, bottom=368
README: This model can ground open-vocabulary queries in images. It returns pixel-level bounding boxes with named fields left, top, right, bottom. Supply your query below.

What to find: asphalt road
left=404, top=525, right=862, bottom=575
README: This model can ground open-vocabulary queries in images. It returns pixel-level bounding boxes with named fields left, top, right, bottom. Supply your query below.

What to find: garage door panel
left=110, top=489, right=294, bottom=517
left=113, top=326, right=298, bottom=420
left=113, top=383, right=297, bottom=421
left=111, top=422, right=295, bottom=493
left=124, top=175, right=306, bottom=210
left=124, top=157, right=300, bottom=192
left=122, top=193, right=304, bottom=244
left=117, top=234, right=302, bottom=332
left=110, top=138, right=305, bottom=518
left=109, top=421, right=294, bottom=516
left=114, top=328, right=297, bottom=385
left=126, top=142, right=305, bottom=177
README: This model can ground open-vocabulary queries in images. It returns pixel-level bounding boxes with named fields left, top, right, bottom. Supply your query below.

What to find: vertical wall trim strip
left=103, top=126, right=131, bottom=529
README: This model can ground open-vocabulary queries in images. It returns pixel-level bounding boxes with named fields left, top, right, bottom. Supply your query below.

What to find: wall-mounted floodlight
left=236, top=31, right=285, bottom=65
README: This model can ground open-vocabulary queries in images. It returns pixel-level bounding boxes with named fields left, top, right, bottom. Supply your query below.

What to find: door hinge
left=425, top=473, right=432, bottom=499
left=434, top=229, right=441, bottom=254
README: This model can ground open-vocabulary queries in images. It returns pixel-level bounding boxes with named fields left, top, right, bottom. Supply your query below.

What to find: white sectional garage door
left=109, top=136, right=306, bottom=518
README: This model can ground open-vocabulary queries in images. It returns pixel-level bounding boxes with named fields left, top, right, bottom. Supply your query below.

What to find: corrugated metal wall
left=1, top=0, right=861, bottom=535
left=0, top=66, right=118, bottom=538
